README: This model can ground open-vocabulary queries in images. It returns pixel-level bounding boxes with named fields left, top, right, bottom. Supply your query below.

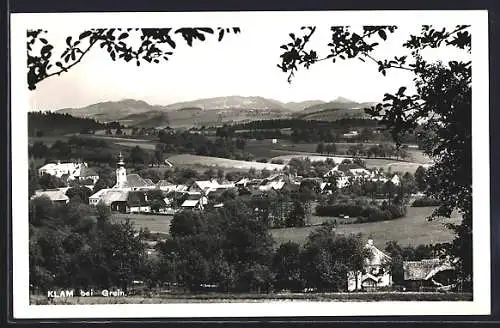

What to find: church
left=88, top=153, right=155, bottom=213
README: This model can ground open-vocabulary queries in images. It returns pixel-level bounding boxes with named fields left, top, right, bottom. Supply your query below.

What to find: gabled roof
left=101, top=190, right=129, bottom=204
left=365, top=240, right=392, bottom=266
left=116, top=174, right=151, bottom=188
left=403, top=259, right=455, bottom=281
left=192, top=180, right=220, bottom=191
left=89, top=188, right=109, bottom=199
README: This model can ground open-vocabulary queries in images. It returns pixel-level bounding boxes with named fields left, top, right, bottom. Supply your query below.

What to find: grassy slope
left=118, top=206, right=460, bottom=248
left=272, top=206, right=459, bottom=248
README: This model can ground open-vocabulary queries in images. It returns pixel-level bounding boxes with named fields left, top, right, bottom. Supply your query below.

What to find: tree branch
left=43, top=36, right=100, bottom=81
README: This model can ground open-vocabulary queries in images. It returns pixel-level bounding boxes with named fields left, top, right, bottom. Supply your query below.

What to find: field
left=117, top=206, right=460, bottom=248
left=272, top=206, right=460, bottom=248
left=31, top=292, right=472, bottom=304
left=270, top=153, right=429, bottom=174
left=112, top=213, right=173, bottom=234
left=167, top=154, right=285, bottom=171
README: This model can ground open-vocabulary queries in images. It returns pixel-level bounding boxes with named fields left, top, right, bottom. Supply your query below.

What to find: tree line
left=29, top=111, right=123, bottom=137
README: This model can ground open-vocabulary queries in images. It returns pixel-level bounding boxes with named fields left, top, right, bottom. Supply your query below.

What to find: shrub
left=412, top=197, right=441, bottom=207
left=315, top=199, right=406, bottom=223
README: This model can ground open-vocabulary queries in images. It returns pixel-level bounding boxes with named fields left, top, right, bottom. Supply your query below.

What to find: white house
left=347, top=240, right=393, bottom=292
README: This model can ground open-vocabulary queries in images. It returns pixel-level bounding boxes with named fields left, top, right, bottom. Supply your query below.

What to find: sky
left=28, top=19, right=470, bottom=111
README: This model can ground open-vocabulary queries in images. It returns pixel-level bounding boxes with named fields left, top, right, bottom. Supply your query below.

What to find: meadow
left=167, top=154, right=285, bottom=171
left=272, top=206, right=460, bottom=248
left=118, top=206, right=459, bottom=248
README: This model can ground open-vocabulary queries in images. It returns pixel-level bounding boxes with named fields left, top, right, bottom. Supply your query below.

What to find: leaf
left=79, top=31, right=92, bottom=40
left=40, top=38, right=48, bottom=44
left=118, top=33, right=129, bottom=40
left=41, top=45, right=54, bottom=54
left=378, top=30, right=387, bottom=41
left=66, top=36, right=72, bottom=46
left=397, top=87, right=407, bottom=95
left=218, top=29, right=225, bottom=42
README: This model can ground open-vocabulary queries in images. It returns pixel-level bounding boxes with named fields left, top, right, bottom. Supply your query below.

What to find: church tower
left=115, top=152, right=127, bottom=188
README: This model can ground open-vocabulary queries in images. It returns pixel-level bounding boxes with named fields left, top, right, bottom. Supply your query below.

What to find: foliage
left=29, top=199, right=148, bottom=292
left=301, top=230, right=368, bottom=292
left=278, top=24, right=472, bottom=283
left=158, top=129, right=253, bottom=161
left=412, top=196, right=442, bottom=207
left=28, top=111, right=120, bottom=136
left=316, top=196, right=406, bottom=223
left=28, top=27, right=241, bottom=90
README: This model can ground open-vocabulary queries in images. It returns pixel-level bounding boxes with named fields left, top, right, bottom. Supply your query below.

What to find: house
left=188, top=180, right=220, bottom=194
left=391, top=174, right=401, bottom=186
left=93, top=189, right=151, bottom=213
left=31, top=188, right=70, bottom=204
left=77, top=166, right=100, bottom=184
left=38, top=161, right=82, bottom=178
left=403, top=258, right=456, bottom=291
left=347, top=240, right=393, bottom=292
left=181, top=199, right=205, bottom=210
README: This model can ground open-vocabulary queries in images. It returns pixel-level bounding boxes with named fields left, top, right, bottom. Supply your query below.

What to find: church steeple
left=115, top=152, right=127, bottom=188
left=117, top=152, right=125, bottom=167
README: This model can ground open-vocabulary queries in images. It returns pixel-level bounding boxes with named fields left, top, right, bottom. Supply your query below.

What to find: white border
left=11, top=10, right=490, bottom=319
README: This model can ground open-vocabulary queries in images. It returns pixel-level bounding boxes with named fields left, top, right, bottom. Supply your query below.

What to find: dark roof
left=403, top=259, right=455, bottom=281
left=143, top=178, right=155, bottom=186
left=80, top=166, right=99, bottom=177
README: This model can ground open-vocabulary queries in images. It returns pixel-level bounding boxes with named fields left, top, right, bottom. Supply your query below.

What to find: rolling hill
left=162, top=96, right=289, bottom=111
left=57, top=99, right=164, bottom=122
left=54, top=96, right=379, bottom=128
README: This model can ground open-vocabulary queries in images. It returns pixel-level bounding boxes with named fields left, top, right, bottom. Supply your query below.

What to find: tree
left=414, top=165, right=427, bottom=192
left=278, top=25, right=472, bottom=285
left=128, top=146, right=150, bottom=165
left=39, top=173, right=66, bottom=190
left=27, top=27, right=241, bottom=90
left=273, top=242, right=304, bottom=292
left=65, top=186, right=93, bottom=203
left=316, top=142, right=325, bottom=154
left=29, top=141, right=49, bottom=159
left=301, top=229, right=367, bottom=292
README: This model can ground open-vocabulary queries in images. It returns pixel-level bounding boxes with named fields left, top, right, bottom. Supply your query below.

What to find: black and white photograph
left=10, top=10, right=490, bottom=319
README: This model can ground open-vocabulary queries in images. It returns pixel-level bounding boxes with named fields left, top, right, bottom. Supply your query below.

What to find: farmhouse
left=347, top=240, right=393, bottom=292
left=403, top=258, right=456, bottom=291
left=31, top=188, right=70, bottom=204
left=38, top=161, right=100, bottom=184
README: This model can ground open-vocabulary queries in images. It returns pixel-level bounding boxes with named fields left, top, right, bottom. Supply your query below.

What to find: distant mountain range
left=55, top=96, right=378, bottom=127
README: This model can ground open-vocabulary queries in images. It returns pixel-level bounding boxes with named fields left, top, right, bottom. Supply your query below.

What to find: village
left=31, top=151, right=458, bottom=294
